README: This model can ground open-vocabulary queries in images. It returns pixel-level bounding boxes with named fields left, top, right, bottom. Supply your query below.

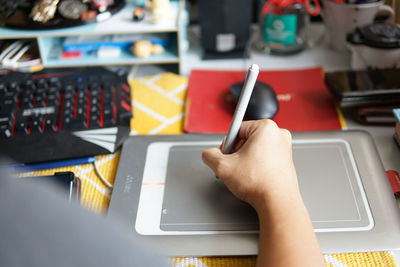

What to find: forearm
left=255, top=190, right=325, bottom=267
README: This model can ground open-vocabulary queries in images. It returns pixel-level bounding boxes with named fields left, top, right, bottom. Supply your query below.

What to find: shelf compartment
left=39, top=34, right=179, bottom=68
left=42, top=49, right=179, bottom=67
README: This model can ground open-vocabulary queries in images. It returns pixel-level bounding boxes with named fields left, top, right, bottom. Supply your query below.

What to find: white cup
left=347, top=23, right=400, bottom=69
left=349, top=45, right=400, bottom=69
left=320, top=0, right=394, bottom=52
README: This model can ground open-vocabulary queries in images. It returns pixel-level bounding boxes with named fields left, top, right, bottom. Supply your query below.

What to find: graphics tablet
left=108, top=131, right=400, bottom=256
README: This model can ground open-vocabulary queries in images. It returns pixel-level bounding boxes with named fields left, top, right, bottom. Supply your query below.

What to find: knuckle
left=258, top=119, right=277, bottom=131
left=214, top=159, right=229, bottom=177
left=202, top=148, right=216, bottom=161
left=258, top=119, right=269, bottom=128
left=281, top=128, right=292, bottom=140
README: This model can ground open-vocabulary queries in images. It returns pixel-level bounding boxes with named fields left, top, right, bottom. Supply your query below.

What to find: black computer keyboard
left=0, top=67, right=132, bottom=164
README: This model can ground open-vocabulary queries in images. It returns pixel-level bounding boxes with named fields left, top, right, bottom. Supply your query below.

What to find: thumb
left=202, top=147, right=225, bottom=173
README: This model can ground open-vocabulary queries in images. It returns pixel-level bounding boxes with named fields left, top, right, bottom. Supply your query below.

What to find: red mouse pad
left=184, top=67, right=343, bottom=133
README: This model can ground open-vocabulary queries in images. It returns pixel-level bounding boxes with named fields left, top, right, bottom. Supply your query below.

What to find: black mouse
left=230, top=81, right=279, bottom=120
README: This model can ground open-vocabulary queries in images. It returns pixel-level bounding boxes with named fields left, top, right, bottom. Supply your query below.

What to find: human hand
left=202, top=119, right=300, bottom=211
left=203, top=120, right=324, bottom=267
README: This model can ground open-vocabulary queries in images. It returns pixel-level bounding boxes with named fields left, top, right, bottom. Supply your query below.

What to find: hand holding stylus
left=202, top=119, right=324, bottom=267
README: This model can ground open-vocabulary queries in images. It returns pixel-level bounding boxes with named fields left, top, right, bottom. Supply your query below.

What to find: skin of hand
left=202, top=119, right=299, bottom=210
left=202, top=119, right=325, bottom=267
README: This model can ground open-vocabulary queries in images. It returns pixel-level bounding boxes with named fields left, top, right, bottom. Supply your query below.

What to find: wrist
left=250, top=187, right=305, bottom=217
left=247, top=168, right=301, bottom=211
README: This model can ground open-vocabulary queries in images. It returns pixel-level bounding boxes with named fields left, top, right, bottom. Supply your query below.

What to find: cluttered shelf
left=0, top=0, right=187, bottom=71
left=0, top=2, right=183, bottom=38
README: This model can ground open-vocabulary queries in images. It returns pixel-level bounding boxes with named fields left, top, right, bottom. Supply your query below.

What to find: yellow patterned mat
left=20, top=152, right=120, bottom=214
left=25, top=72, right=396, bottom=267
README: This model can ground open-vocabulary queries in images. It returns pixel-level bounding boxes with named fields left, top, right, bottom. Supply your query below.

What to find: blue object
left=63, top=41, right=133, bottom=53
left=393, top=109, right=400, bottom=122
left=14, top=157, right=97, bottom=172
left=63, top=40, right=168, bottom=54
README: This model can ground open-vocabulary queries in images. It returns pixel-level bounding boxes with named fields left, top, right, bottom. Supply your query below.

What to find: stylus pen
left=221, top=64, right=259, bottom=154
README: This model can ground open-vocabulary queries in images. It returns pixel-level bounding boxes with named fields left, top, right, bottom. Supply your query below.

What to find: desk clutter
left=0, top=40, right=43, bottom=72
left=0, top=0, right=185, bottom=72
left=0, top=1, right=398, bottom=265
left=325, top=68, right=400, bottom=125
left=60, top=34, right=168, bottom=60
left=320, top=0, right=396, bottom=53
left=17, top=152, right=119, bottom=214
left=0, top=67, right=132, bottom=163
left=394, top=108, right=400, bottom=147
left=0, top=0, right=125, bottom=30
left=17, top=171, right=81, bottom=202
